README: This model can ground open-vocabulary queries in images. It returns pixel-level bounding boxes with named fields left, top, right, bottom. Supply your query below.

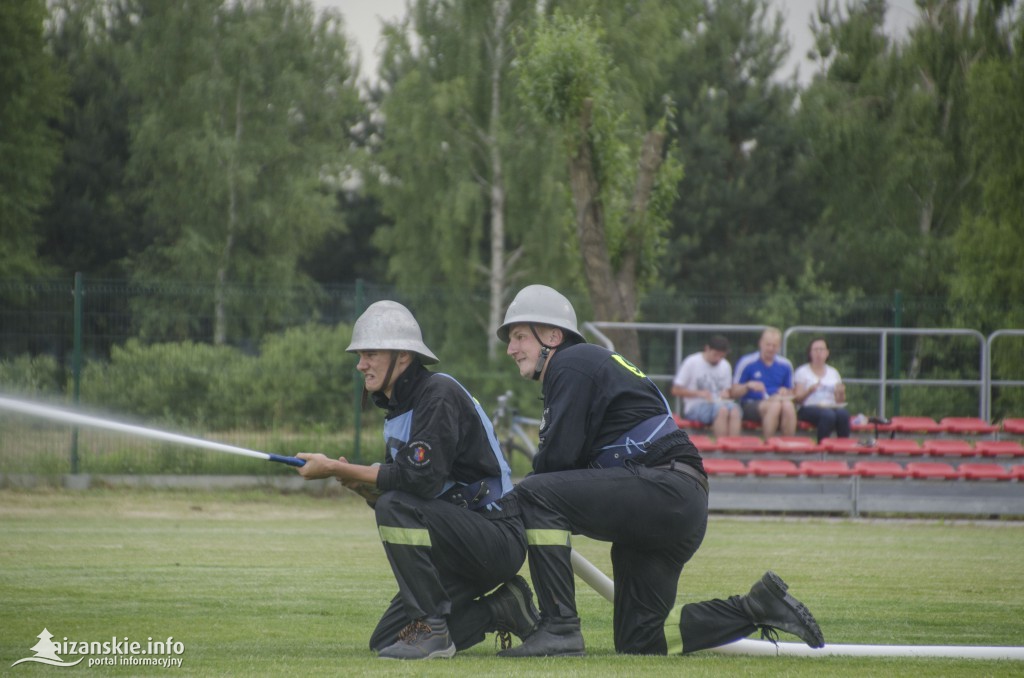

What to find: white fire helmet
left=346, top=300, right=439, bottom=364
left=497, top=285, right=584, bottom=344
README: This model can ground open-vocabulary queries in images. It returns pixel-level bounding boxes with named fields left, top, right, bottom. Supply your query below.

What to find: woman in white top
left=793, top=338, right=850, bottom=440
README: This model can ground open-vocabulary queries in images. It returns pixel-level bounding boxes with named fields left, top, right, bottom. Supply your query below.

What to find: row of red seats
left=689, top=435, right=1024, bottom=458
left=675, top=414, right=816, bottom=433
left=865, top=416, right=1024, bottom=435
left=703, top=458, right=1024, bottom=481
left=675, top=414, right=1024, bottom=436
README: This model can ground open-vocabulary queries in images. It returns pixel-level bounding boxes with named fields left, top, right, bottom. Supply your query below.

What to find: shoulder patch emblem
left=405, top=440, right=432, bottom=467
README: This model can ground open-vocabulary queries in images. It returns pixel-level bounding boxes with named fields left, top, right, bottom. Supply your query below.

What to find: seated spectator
left=793, top=338, right=850, bottom=441
left=731, top=327, right=797, bottom=437
left=671, top=335, right=741, bottom=438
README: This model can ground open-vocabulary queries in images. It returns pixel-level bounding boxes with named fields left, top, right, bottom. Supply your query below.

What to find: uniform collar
left=371, top=359, right=429, bottom=412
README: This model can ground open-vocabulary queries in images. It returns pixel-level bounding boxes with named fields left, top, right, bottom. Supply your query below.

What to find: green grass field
left=2, top=488, right=1022, bottom=676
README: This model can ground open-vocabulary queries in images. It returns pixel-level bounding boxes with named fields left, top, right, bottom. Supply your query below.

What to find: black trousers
left=367, top=490, right=527, bottom=652
left=514, top=465, right=756, bottom=654
left=798, top=406, right=851, bottom=440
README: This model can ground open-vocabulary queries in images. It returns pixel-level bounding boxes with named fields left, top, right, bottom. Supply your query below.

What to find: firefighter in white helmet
left=296, top=300, right=539, bottom=659
left=496, top=285, right=825, bottom=657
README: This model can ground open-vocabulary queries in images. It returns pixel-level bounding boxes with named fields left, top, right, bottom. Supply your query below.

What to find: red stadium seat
left=875, top=439, right=925, bottom=456
left=958, top=463, right=1013, bottom=481
left=921, top=439, right=977, bottom=458
left=748, top=459, right=801, bottom=477
left=906, top=462, right=959, bottom=480
left=703, top=458, right=749, bottom=476
left=975, top=440, right=1024, bottom=458
left=716, top=436, right=772, bottom=454
left=673, top=414, right=707, bottom=430
left=768, top=436, right=820, bottom=454
left=1002, top=418, right=1024, bottom=435
left=853, top=461, right=909, bottom=478
left=851, top=419, right=881, bottom=434
left=671, top=413, right=704, bottom=430
left=939, top=417, right=999, bottom=435
left=688, top=434, right=718, bottom=452
left=800, top=460, right=855, bottom=477
left=888, top=416, right=944, bottom=435
left=1012, top=464, right=1024, bottom=480
left=821, top=437, right=875, bottom=454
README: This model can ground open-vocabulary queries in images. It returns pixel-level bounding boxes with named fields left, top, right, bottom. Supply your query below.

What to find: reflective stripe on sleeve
left=526, top=529, right=572, bottom=547
left=378, top=525, right=432, bottom=547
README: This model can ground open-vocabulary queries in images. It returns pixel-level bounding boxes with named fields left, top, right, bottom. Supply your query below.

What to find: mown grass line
left=1, top=488, right=1022, bottom=677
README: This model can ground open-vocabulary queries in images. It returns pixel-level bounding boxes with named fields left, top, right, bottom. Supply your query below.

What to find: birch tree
left=123, top=0, right=362, bottom=343
left=372, top=0, right=567, bottom=360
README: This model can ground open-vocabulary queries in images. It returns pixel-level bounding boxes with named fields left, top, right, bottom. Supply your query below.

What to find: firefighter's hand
left=295, top=453, right=339, bottom=480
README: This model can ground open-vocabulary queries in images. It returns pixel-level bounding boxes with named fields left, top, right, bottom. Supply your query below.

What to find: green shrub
left=244, top=322, right=356, bottom=430
left=79, top=324, right=357, bottom=432
left=80, top=339, right=248, bottom=428
left=0, top=354, right=64, bottom=395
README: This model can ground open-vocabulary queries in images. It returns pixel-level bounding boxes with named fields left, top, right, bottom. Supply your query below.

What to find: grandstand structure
left=583, top=321, right=1024, bottom=517
left=685, top=415, right=1024, bottom=517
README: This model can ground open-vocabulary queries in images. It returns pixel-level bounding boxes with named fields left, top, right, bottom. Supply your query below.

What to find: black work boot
left=497, top=616, right=585, bottom=657
left=378, top=617, right=456, bottom=659
left=486, top=575, right=542, bottom=645
left=742, top=571, right=825, bottom=649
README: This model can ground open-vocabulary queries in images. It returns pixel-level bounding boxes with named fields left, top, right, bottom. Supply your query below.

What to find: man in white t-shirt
left=671, top=335, right=741, bottom=437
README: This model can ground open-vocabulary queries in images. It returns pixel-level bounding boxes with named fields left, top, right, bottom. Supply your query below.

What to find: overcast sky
left=315, top=0, right=919, bottom=86
left=314, top=0, right=407, bottom=82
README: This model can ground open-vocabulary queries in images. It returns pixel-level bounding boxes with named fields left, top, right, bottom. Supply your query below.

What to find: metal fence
left=1, top=278, right=1022, bottom=476
left=584, top=321, right=1022, bottom=421
left=987, top=330, right=1024, bottom=421
left=782, top=326, right=987, bottom=419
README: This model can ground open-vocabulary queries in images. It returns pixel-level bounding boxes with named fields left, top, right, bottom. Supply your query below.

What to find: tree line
left=2, top=0, right=1022, bottom=370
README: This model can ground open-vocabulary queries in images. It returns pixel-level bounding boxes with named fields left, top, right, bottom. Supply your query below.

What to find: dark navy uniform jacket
left=536, top=342, right=703, bottom=474
left=372, top=360, right=512, bottom=501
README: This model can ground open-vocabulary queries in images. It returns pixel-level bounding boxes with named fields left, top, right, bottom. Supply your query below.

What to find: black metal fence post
left=70, top=273, right=84, bottom=473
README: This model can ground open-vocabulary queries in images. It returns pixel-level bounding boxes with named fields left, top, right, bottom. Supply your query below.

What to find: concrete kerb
left=0, top=473, right=341, bottom=494
left=2, top=474, right=1022, bottom=518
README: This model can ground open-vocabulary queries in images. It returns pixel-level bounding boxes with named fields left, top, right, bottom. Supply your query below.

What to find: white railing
left=582, top=321, right=1022, bottom=421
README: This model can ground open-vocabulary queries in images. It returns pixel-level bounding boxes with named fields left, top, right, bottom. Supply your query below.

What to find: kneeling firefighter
left=296, top=300, right=540, bottom=659
left=496, top=284, right=826, bottom=657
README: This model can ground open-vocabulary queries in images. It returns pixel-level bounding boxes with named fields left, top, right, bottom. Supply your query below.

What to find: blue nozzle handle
left=267, top=453, right=306, bottom=467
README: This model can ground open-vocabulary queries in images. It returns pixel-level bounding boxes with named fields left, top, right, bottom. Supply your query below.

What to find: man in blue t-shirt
left=731, top=327, right=797, bottom=437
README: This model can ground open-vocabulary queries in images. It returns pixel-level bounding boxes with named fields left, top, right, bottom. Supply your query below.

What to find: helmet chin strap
left=529, top=325, right=557, bottom=381
left=381, top=352, right=400, bottom=393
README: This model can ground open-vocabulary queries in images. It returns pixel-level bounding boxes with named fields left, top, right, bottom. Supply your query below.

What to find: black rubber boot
left=743, top=571, right=825, bottom=649
left=497, top=616, right=585, bottom=657
left=378, top=617, right=456, bottom=659
left=486, top=575, right=541, bottom=641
